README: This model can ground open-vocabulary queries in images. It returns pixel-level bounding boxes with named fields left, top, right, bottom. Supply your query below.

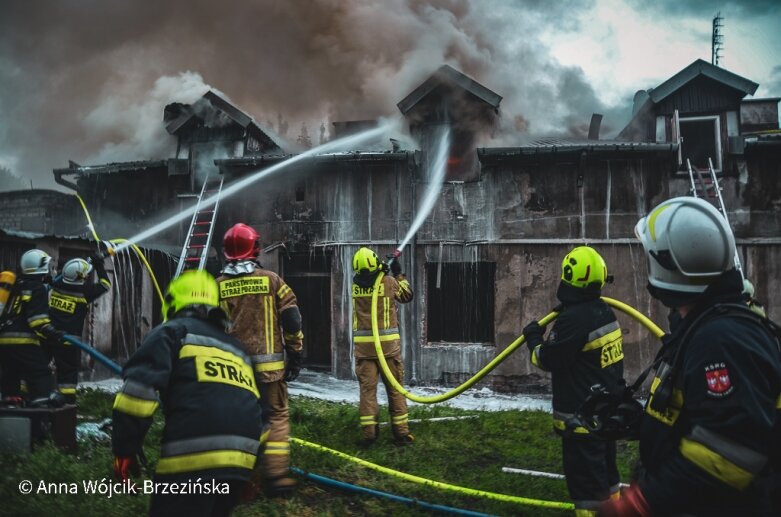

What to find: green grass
left=0, top=389, right=639, bottom=516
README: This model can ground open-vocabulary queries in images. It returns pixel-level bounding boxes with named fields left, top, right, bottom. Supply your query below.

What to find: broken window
left=426, top=262, right=495, bottom=344
left=679, top=115, right=722, bottom=172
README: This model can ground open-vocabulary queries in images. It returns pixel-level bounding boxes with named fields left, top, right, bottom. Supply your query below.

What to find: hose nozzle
left=101, top=241, right=116, bottom=256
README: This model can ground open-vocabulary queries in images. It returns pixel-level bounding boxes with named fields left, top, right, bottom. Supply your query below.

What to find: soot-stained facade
left=51, top=61, right=781, bottom=391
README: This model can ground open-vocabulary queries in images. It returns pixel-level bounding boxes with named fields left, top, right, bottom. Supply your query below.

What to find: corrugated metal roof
left=215, top=151, right=411, bottom=169
left=478, top=138, right=678, bottom=162
left=0, top=228, right=89, bottom=241
left=649, top=59, right=758, bottom=103
left=744, top=132, right=781, bottom=147
left=53, top=160, right=168, bottom=176
left=397, top=65, right=502, bottom=115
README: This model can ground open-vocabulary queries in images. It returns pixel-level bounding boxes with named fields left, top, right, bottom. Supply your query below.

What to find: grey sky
left=0, top=0, right=778, bottom=190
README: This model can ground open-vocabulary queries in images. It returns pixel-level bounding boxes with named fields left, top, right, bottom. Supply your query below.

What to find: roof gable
left=649, top=59, right=758, bottom=103
left=397, top=65, right=502, bottom=115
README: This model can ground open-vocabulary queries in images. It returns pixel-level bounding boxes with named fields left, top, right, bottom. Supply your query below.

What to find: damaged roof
left=164, top=90, right=283, bottom=151
left=397, top=65, right=502, bottom=115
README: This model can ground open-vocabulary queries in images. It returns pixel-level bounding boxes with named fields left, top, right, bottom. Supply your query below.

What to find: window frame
left=678, top=114, right=722, bottom=173
left=425, top=261, right=496, bottom=345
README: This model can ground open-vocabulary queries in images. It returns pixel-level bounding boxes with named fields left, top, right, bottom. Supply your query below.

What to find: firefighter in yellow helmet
left=217, top=223, right=304, bottom=497
left=111, top=270, right=262, bottom=516
left=351, top=247, right=413, bottom=445
left=523, top=246, right=624, bottom=516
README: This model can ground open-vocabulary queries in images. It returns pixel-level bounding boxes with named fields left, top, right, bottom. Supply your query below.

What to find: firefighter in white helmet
left=46, top=255, right=111, bottom=403
left=0, top=249, right=63, bottom=405
left=600, top=197, right=781, bottom=516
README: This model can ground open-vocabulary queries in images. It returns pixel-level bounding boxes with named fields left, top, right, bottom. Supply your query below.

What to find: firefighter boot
left=359, top=413, right=380, bottom=446
left=393, top=433, right=415, bottom=446
left=264, top=475, right=297, bottom=498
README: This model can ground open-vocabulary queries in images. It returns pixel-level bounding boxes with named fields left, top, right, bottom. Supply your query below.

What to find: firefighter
left=523, top=246, right=624, bottom=516
left=216, top=223, right=303, bottom=497
left=351, top=247, right=414, bottom=445
left=46, top=255, right=111, bottom=403
left=0, top=249, right=63, bottom=405
left=599, top=196, right=781, bottom=516
left=111, top=270, right=262, bottom=517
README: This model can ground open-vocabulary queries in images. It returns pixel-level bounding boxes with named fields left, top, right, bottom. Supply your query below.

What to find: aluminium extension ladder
left=686, top=158, right=743, bottom=276
left=174, top=176, right=224, bottom=278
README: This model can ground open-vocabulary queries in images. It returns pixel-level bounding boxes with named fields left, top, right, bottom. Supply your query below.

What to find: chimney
left=632, top=90, right=650, bottom=116
left=587, top=113, right=603, bottom=140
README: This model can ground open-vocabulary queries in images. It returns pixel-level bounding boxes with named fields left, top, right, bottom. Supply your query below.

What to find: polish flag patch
left=704, top=362, right=734, bottom=397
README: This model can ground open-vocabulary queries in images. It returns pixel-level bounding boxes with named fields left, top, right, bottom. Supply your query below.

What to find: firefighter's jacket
left=48, top=260, right=111, bottom=336
left=112, top=312, right=262, bottom=482
left=529, top=282, right=624, bottom=435
left=217, top=262, right=303, bottom=383
left=352, top=271, right=413, bottom=359
left=637, top=270, right=781, bottom=514
left=0, top=275, right=60, bottom=346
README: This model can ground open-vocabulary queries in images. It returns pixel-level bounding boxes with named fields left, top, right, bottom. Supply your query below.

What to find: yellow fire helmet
left=352, top=247, right=380, bottom=274
left=561, top=246, right=608, bottom=289
left=162, top=269, right=220, bottom=321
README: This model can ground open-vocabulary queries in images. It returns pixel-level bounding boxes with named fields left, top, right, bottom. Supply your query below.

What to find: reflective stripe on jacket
left=217, top=268, right=302, bottom=383
left=111, top=315, right=263, bottom=482
left=352, top=273, right=412, bottom=358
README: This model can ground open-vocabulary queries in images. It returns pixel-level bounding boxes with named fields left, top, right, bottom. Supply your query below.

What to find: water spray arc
left=115, top=122, right=397, bottom=253
left=396, top=125, right=450, bottom=255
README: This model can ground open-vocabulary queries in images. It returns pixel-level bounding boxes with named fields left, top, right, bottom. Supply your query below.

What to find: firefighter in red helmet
left=217, top=223, right=304, bottom=497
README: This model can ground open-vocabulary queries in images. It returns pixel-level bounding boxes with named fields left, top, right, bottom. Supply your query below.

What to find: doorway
left=283, top=252, right=332, bottom=370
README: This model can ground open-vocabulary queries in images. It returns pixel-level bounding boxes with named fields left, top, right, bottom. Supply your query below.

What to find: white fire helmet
left=62, top=258, right=93, bottom=285
left=635, top=196, right=735, bottom=294
left=20, top=249, right=53, bottom=276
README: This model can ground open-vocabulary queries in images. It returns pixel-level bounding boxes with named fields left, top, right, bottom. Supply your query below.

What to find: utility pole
left=712, top=12, right=724, bottom=67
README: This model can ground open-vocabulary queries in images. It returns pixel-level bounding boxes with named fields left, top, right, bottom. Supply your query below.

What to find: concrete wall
left=0, top=190, right=83, bottom=235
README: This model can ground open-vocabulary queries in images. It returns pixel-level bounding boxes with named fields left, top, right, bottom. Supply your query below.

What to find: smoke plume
left=2, top=0, right=629, bottom=189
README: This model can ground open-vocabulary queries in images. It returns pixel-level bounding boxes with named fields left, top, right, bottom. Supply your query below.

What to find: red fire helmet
left=223, top=223, right=260, bottom=260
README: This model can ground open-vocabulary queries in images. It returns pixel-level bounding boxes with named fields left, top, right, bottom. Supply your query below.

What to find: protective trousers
left=258, top=380, right=290, bottom=479
left=0, top=345, right=52, bottom=400
left=46, top=340, right=79, bottom=403
left=562, top=437, right=620, bottom=515
left=356, top=354, right=410, bottom=440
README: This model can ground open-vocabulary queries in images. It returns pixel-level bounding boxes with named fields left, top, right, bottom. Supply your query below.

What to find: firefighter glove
left=522, top=321, right=545, bottom=350
left=284, top=349, right=303, bottom=382
left=390, top=259, right=402, bottom=276
left=113, top=456, right=140, bottom=481
left=598, top=484, right=651, bottom=517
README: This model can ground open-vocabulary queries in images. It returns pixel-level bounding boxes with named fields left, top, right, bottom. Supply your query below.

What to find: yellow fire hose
left=370, top=272, right=665, bottom=404
left=74, top=194, right=165, bottom=304
left=108, top=238, right=165, bottom=304
left=291, top=437, right=575, bottom=511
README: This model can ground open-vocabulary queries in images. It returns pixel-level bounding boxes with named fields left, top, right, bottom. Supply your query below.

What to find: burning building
left=34, top=61, right=781, bottom=390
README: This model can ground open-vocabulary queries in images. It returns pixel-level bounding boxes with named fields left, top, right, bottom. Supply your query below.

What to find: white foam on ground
left=82, top=369, right=551, bottom=413
left=289, top=369, right=551, bottom=413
